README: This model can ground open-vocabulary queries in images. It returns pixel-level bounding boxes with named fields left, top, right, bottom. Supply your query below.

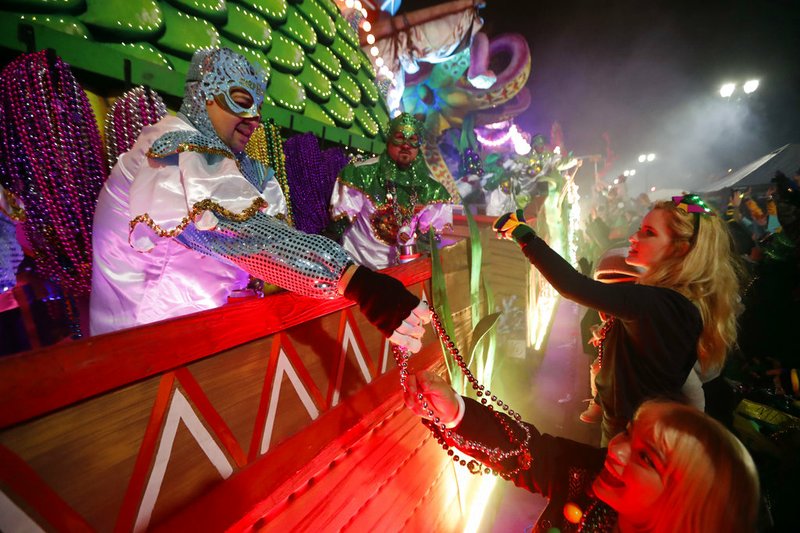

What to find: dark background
left=401, top=0, right=800, bottom=193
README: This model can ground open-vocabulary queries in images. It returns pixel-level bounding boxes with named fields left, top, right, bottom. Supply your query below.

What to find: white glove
left=389, top=300, right=432, bottom=353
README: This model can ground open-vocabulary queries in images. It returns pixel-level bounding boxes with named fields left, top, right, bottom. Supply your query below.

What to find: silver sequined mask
left=178, top=48, right=267, bottom=141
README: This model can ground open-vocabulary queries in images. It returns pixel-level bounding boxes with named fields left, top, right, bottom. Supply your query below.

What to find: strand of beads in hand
left=393, top=303, right=532, bottom=478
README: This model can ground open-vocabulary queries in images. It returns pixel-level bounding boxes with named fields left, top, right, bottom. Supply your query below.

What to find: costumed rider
left=485, top=134, right=576, bottom=217
left=327, top=113, right=452, bottom=270
left=91, top=48, right=428, bottom=351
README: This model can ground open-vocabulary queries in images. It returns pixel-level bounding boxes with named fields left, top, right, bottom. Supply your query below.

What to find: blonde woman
left=405, top=371, right=759, bottom=533
left=494, top=195, right=742, bottom=444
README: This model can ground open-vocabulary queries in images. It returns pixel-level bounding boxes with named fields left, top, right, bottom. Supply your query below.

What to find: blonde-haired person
left=494, top=195, right=743, bottom=444
left=636, top=198, right=741, bottom=374
left=405, top=371, right=759, bottom=533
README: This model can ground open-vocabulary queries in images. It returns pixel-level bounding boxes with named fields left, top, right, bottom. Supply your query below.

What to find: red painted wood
left=114, top=373, right=175, bottom=533
left=0, top=444, right=93, bottom=532
left=248, top=338, right=282, bottom=462
left=0, top=259, right=431, bottom=429
left=278, top=332, right=326, bottom=410
left=175, top=368, right=247, bottom=468
left=453, top=213, right=497, bottom=225
left=327, top=312, right=351, bottom=409
left=263, top=412, right=442, bottom=531
left=152, top=344, right=446, bottom=533
left=345, top=308, right=378, bottom=378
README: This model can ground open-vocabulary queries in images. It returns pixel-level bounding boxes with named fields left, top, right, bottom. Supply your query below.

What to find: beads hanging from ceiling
left=104, top=86, right=167, bottom=172
left=0, top=50, right=107, bottom=336
left=245, top=119, right=294, bottom=227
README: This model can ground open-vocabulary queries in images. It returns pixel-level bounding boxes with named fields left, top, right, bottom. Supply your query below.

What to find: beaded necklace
left=385, top=176, right=418, bottom=225
left=0, top=215, right=23, bottom=294
left=0, top=51, right=105, bottom=333
left=282, top=132, right=348, bottom=235
left=595, top=317, right=616, bottom=370
left=244, top=120, right=293, bottom=226
left=105, top=86, right=167, bottom=172
left=393, top=306, right=533, bottom=478
left=578, top=499, right=617, bottom=532
left=366, top=155, right=423, bottom=245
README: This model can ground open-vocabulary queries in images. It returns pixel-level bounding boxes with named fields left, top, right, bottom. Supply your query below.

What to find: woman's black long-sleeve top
left=516, top=232, right=702, bottom=434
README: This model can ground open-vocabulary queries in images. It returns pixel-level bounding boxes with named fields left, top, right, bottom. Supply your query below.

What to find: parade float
left=0, top=1, right=573, bottom=531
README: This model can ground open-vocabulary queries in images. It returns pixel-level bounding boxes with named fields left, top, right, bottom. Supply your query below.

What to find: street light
left=720, top=83, right=736, bottom=98
left=743, top=79, right=759, bottom=94
left=719, top=80, right=759, bottom=97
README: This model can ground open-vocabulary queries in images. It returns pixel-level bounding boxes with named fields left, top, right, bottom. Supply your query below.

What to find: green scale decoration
left=1, top=0, right=389, bottom=147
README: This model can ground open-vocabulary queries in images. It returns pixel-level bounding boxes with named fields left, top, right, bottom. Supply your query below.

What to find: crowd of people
left=404, top=173, right=800, bottom=530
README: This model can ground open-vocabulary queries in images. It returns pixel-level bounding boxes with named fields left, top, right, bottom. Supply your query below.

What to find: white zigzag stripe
left=331, top=319, right=372, bottom=408
left=134, top=389, right=233, bottom=533
left=260, top=349, right=320, bottom=455
left=0, top=490, right=46, bottom=533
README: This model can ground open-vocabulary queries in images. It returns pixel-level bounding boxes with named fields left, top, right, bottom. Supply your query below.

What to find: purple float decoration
left=283, top=133, right=349, bottom=235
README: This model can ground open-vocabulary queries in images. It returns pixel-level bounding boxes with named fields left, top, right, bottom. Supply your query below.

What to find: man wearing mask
left=327, top=113, right=452, bottom=270
left=91, top=48, right=428, bottom=351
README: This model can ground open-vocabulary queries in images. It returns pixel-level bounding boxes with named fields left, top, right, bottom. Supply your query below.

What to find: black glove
left=492, top=209, right=537, bottom=245
left=344, top=266, right=420, bottom=337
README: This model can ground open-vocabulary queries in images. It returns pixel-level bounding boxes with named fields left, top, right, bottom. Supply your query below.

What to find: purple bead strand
left=0, top=51, right=105, bottom=296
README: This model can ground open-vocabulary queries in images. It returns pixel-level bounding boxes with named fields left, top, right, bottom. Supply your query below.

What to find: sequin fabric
left=147, top=127, right=233, bottom=160
left=387, top=113, right=424, bottom=147
left=177, top=212, right=352, bottom=299
left=165, top=48, right=346, bottom=298
left=156, top=48, right=267, bottom=189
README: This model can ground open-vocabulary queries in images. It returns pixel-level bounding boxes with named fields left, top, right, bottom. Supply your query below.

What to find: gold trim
left=423, top=198, right=454, bottom=205
left=334, top=176, right=386, bottom=207
left=336, top=175, right=452, bottom=209
left=328, top=211, right=355, bottom=224
left=129, top=197, right=268, bottom=238
left=0, top=189, right=26, bottom=222
left=438, top=222, right=455, bottom=234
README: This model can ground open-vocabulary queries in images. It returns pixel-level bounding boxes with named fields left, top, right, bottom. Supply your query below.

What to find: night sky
left=399, top=0, right=800, bottom=193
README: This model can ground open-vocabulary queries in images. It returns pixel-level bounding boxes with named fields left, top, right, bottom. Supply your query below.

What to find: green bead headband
left=672, top=194, right=715, bottom=244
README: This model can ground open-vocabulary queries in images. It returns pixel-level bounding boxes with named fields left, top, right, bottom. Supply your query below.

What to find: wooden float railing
left=0, top=259, right=432, bottom=430
left=0, top=230, right=544, bottom=532
left=0, top=243, right=497, bottom=532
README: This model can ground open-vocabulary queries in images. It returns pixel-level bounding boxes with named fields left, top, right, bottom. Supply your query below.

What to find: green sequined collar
left=338, top=153, right=451, bottom=208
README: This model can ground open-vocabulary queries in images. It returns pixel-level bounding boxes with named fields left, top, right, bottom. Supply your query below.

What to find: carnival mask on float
left=387, top=113, right=423, bottom=148
left=178, top=48, right=267, bottom=143
left=386, top=113, right=423, bottom=168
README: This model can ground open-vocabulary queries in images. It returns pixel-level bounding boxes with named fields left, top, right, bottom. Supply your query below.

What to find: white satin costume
left=90, top=49, right=353, bottom=335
